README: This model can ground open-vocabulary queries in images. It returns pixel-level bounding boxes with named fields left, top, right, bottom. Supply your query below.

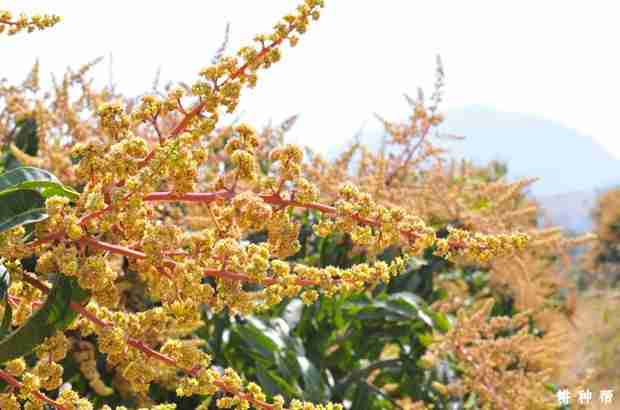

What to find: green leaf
left=0, top=167, right=57, bottom=191
left=417, top=333, right=434, bottom=347
left=387, top=292, right=434, bottom=327
left=0, top=167, right=78, bottom=200
left=2, top=118, right=38, bottom=171
left=0, top=264, right=9, bottom=301
left=0, top=275, right=89, bottom=364
left=297, top=356, right=325, bottom=401
left=351, top=383, right=372, bottom=410
left=429, top=310, right=451, bottom=333
left=283, top=299, right=304, bottom=330
left=40, top=185, right=79, bottom=200
left=0, top=189, right=47, bottom=234
left=0, top=302, right=12, bottom=339
left=14, top=118, right=38, bottom=157
left=235, top=318, right=284, bottom=360
left=464, top=392, right=478, bottom=409
left=256, top=365, right=300, bottom=397
left=354, top=303, right=407, bottom=322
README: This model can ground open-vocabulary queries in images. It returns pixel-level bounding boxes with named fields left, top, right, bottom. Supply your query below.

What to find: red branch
left=19, top=273, right=278, bottom=410
left=137, top=35, right=288, bottom=169
left=0, top=368, right=68, bottom=410
left=79, top=236, right=321, bottom=287
left=78, top=192, right=133, bottom=227
left=144, top=189, right=233, bottom=203
left=384, top=121, right=432, bottom=187
left=0, top=19, right=18, bottom=26
left=203, top=268, right=319, bottom=287
left=24, top=232, right=65, bottom=249
left=80, top=236, right=146, bottom=259
left=144, top=190, right=422, bottom=242
left=167, top=38, right=285, bottom=142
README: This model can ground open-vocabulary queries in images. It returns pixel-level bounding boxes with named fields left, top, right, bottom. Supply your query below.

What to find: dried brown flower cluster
left=580, top=186, right=620, bottom=285
left=421, top=299, right=562, bottom=410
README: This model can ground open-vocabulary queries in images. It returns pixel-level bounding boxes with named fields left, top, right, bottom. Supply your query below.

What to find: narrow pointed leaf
left=14, top=118, right=38, bottom=156
left=3, top=118, right=38, bottom=170
left=0, top=189, right=47, bottom=234
left=0, top=303, right=12, bottom=339
left=0, top=167, right=78, bottom=200
left=297, top=355, right=326, bottom=401
left=0, top=275, right=89, bottom=364
left=0, top=264, right=9, bottom=301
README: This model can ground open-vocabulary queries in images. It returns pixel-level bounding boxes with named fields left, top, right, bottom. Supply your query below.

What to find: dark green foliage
left=2, top=117, right=38, bottom=171
left=0, top=264, right=9, bottom=302
left=0, top=275, right=89, bottom=364
left=0, top=166, right=79, bottom=234
left=0, top=188, right=46, bottom=234
left=0, top=166, right=81, bottom=260
left=0, top=166, right=79, bottom=200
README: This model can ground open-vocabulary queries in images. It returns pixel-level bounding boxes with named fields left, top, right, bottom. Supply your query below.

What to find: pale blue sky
left=3, top=1, right=620, bottom=158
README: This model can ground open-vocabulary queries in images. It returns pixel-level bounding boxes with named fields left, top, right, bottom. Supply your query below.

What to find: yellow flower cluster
left=6, top=277, right=44, bottom=326
left=434, top=226, right=529, bottom=263
left=0, top=10, right=61, bottom=36
left=74, top=341, right=114, bottom=396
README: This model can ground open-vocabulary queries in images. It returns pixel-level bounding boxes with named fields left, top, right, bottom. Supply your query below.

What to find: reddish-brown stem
left=151, top=112, right=163, bottom=144
left=20, top=274, right=50, bottom=293
left=176, top=98, right=187, bottom=115
left=25, top=231, right=64, bottom=248
left=167, top=38, right=284, bottom=142
left=79, top=237, right=183, bottom=271
left=138, top=35, right=287, bottom=168
left=78, top=188, right=233, bottom=228
left=78, top=192, right=134, bottom=226
left=163, top=250, right=189, bottom=257
left=20, top=273, right=278, bottom=410
left=204, top=268, right=319, bottom=287
left=6, top=294, right=42, bottom=309
left=144, top=190, right=422, bottom=242
left=126, top=339, right=182, bottom=369
left=144, top=189, right=233, bottom=203
left=70, top=302, right=110, bottom=328
left=384, top=121, right=432, bottom=187
left=0, top=19, right=18, bottom=26
left=7, top=296, right=18, bottom=309
left=212, top=380, right=276, bottom=410
left=78, top=35, right=288, bottom=224
left=80, top=236, right=147, bottom=259
left=0, top=368, right=68, bottom=410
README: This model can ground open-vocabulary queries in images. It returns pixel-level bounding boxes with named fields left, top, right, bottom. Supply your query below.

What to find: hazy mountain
left=436, top=105, right=620, bottom=197
left=327, top=105, right=620, bottom=232
left=536, top=190, right=597, bottom=233
left=438, top=106, right=620, bottom=233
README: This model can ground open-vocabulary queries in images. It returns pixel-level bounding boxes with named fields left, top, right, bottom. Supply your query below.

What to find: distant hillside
left=327, top=105, right=620, bottom=233
left=436, top=106, right=620, bottom=196
left=536, top=190, right=597, bottom=233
